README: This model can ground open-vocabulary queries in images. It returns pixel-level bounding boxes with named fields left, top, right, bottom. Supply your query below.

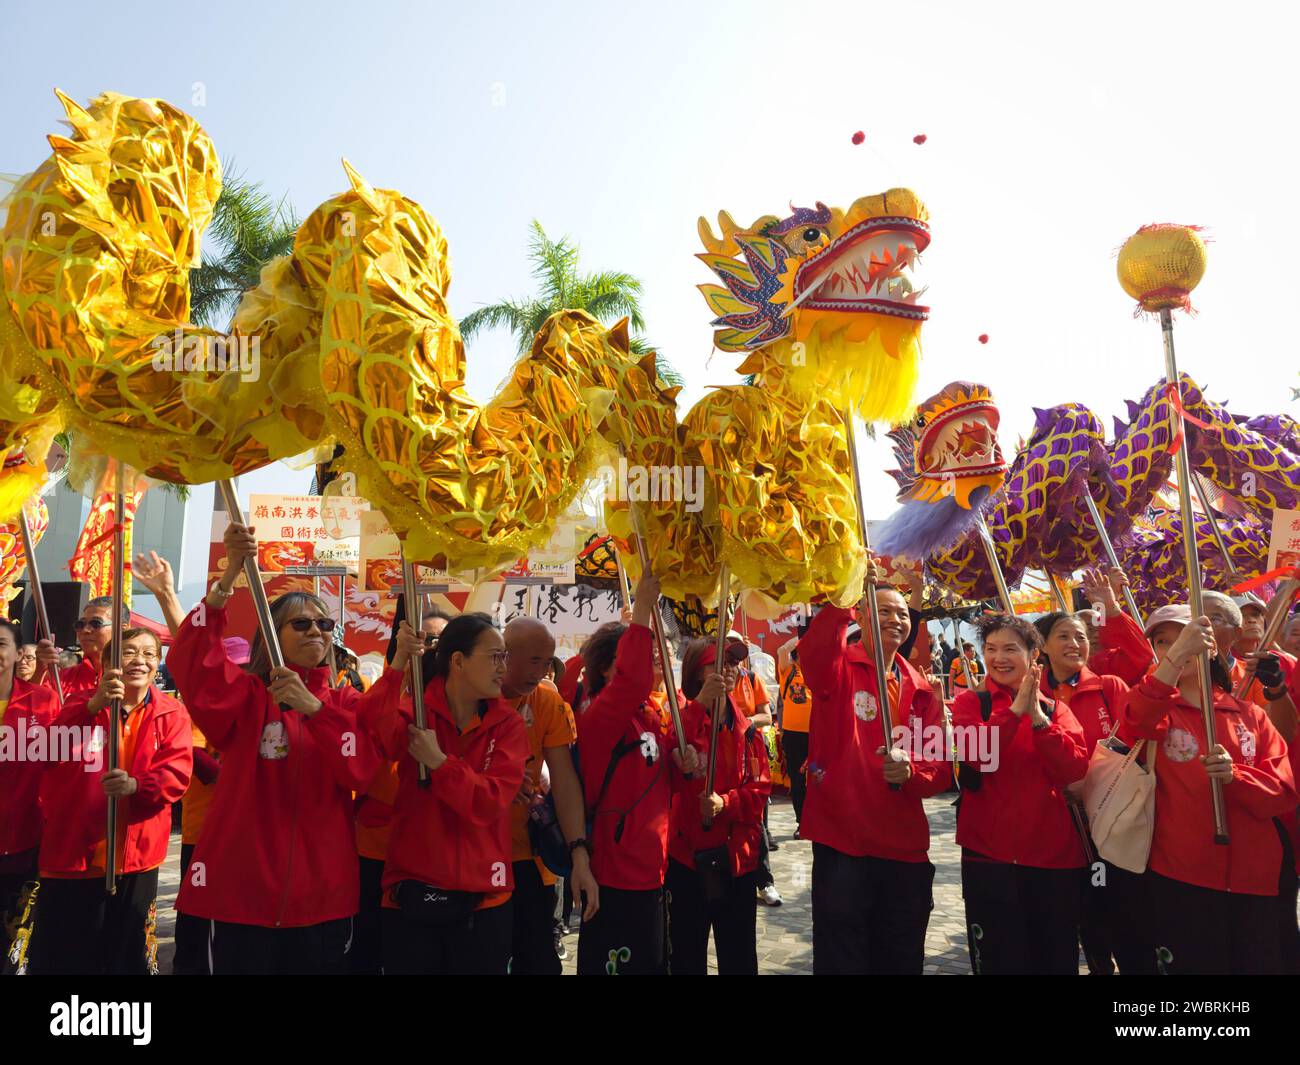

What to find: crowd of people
left=0, top=521, right=1297, bottom=977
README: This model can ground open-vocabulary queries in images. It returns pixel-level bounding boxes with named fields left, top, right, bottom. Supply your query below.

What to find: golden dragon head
left=697, top=190, right=929, bottom=423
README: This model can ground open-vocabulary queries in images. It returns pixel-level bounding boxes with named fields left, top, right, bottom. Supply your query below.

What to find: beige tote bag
left=1083, top=735, right=1156, bottom=874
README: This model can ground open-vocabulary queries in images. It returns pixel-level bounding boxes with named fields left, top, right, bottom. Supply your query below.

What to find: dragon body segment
left=0, top=91, right=932, bottom=608
left=914, top=376, right=1299, bottom=610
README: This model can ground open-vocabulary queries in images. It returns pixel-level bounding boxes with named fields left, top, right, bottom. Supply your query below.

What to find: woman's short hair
left=581, top=624, right=628, bottom=701
left=976, top=613, right=1043, bottom=653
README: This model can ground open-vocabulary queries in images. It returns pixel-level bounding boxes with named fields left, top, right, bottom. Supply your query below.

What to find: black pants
left=511, top=860, right=560, bottom=975
left=27, top=869, right=159, bottom=975
left=781, top=730, right=809, bottom=826
left=210, top=916, right=353, bottom=975
left=812, top=843, right=934, bottom=975
left=755, top=811, right=774, bottom=891
left=1148, top=873, right=1281, bottom=975
left=1079, top=860, right=1156, bottom=975
left=382, top=900, right=513, bottom=975
left=961, top=855, right=1082, bottom=975
left=665, top=858, right=757, bottom=974
left=577, top=885, right=666, bottom=975
left=349, top=856, right=385, bottom=975
left=172, top=844, right=210, bottom=976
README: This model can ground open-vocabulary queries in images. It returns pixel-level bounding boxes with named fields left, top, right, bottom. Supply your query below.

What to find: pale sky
left=3, top=0, right=1296, bottom=600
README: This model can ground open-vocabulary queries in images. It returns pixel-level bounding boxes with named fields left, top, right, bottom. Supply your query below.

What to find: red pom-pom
left=978, top=334, right=989, bottom=344
left=912, top=134, right=927, bottom=145
left=851, top=131, right=865, bottom=145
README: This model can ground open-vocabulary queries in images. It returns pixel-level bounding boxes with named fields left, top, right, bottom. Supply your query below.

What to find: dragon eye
left=915, top=414, right=926, bottom=429
left=802, top=227, right=823, bottom=243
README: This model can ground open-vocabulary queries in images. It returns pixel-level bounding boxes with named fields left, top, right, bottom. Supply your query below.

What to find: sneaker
left=554, top=934, right=568, bottom=960
left=768, top=836, right=780, bottom=852
left=758, top=884, right=783, bottom=907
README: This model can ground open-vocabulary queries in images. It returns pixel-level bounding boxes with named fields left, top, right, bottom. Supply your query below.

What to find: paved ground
left=154, top=792, right=973, bottom=975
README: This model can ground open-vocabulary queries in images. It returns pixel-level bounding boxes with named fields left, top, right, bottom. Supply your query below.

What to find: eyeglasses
left=17, top=653, right=36, bottom=662
left=121, top=649, right=160, bottom=663
left=286, top=617, right=337, bottom=634
left=472, top=650, right=510, bottom=668
left=423, top=634, right=440, bottom=648
left=74, top=618, right=110, bottom=631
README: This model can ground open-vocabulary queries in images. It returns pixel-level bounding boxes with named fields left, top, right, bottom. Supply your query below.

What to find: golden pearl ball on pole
left=1116, top=223, right=1208, bottom=313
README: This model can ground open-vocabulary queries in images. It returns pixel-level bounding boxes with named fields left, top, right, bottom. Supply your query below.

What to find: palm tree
left=459, top=221, right=683, bottom=386
left=189, top=166, right=299, bottom=329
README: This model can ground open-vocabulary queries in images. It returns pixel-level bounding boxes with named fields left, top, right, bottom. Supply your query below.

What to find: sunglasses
left=74, top=618, right=110, bottom=631
left=286, top=617, right=337, bottom=634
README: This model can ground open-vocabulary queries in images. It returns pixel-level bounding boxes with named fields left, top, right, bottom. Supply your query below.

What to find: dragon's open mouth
left=792, top=217, right=930, bottom=321
left=918, top=400, right=1002, bottom=477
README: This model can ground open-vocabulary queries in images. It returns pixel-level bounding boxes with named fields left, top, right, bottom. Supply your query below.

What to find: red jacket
left=38, top=686, right=192, bottom=875
left=0, top=678, right=61, bottom=858
left=1087, top=610, right=1153, bottom=686
left=668, top=698, right=771, bottom=877
left=952, top=679, right=1089, bottom=868
left=1119, top=676, right=1297, bottom=895
left=798, top=605, right=952, bottom=862
left=577, top=624, right=680, bottom=891
left=1040, top=666, right=1128, bottom=755
left=356, top=668, right=528, bottom=894
left=168, top=604, right=383, bottom=927
left=558, top=653, right=585, bottom=710
left=40, top=656, right=100, bottom=700
left=1288, top=664, right=1300, bottom=874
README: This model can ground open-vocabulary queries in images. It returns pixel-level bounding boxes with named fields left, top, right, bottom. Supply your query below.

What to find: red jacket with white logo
left=356, top=668, right=528, bottom=894
left=1119, top=676, right=1297, bottom=895
left=798, top=605, right=952, bottom=862
left=1087, top=610, right=1153, bottom=686
left=1040, top=666, right=1128, bottom=754
left=0, top=678, right=62, bottom=858
left=668, top=698, right=771, bottom=877
left=38, top=686, right=192, bottom=875
left=169, top=604, right=384, bottom=927
left=952, top=679, right=1089, bottom=869
left=577, top=624, right=683, bottom=891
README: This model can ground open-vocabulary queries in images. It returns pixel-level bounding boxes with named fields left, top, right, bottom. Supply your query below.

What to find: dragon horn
left=340, top=158, right=383, bottom=213
left=697, top=211, right=743, bottom=256
left=53, top=89, right=96, bottom=138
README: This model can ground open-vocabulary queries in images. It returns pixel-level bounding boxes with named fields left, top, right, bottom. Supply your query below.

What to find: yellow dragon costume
left=0, top=91, right=931, bottom=606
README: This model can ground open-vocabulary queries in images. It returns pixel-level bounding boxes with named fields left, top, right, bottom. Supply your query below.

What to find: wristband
left=568, top=838, right=592, bottom=858
left=208, top=579, right=233, bottom=604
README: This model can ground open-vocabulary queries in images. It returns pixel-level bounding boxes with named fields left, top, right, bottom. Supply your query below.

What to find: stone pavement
left=152, top=792, right=975, bottom=975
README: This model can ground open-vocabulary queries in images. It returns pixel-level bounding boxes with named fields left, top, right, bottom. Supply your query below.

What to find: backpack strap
left=589, top=736, right=639, bottom=817
left=976, top=690, right=993, bottom=721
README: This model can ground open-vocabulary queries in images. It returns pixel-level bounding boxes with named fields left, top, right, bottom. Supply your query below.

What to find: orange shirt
left=950, top=656, right=984, bottom=689
left=355, top=760, right=400, bottom=861
left=509, top=683, right=577, bottom=886
left=779, top=663, right=812, bottom=733
left=730, top=673, right=770, bottom=720
left=181, top=721, right=218, bottom=845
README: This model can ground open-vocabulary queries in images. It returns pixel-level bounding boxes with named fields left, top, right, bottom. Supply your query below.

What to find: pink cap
left=1142, top=604, right=1193, bottom=637
left=222, top=636, right=251, bottom=665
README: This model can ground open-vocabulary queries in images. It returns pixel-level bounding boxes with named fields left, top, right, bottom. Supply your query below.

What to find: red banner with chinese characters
left=69, top=491, right=138, bottom=606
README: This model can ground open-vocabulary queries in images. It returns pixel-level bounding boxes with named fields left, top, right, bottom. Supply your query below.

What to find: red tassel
left=851, top=131, right=865, bottom=145
left=912, top=134, right=927, bottom=144
left=978, top=334, right=989, bottom=344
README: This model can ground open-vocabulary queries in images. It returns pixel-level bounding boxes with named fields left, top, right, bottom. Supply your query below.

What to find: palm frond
left=460, top=300, right=529, bottom=344
left=528, top=221, right=579, bottom=306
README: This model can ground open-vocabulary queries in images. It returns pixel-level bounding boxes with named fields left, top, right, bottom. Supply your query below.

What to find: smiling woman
left=950, top=612, right=1090, bottom=975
